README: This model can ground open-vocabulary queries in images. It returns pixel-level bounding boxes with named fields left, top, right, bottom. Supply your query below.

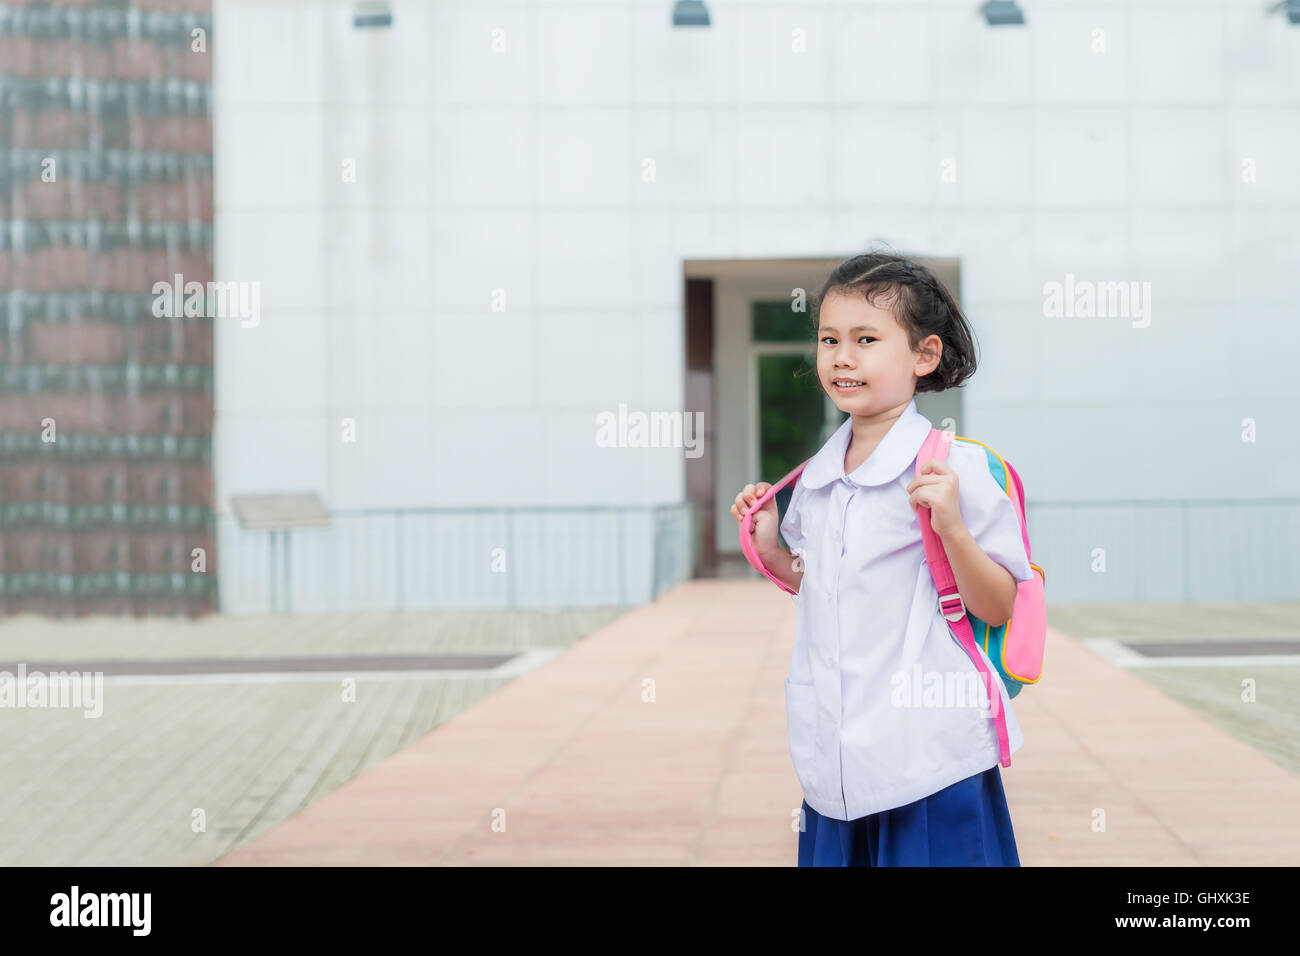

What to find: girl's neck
left=843, top=398, right=913, bottom=475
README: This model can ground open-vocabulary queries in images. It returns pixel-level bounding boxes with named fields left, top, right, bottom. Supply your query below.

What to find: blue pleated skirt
left=797, top=765, right=1020, bottom=866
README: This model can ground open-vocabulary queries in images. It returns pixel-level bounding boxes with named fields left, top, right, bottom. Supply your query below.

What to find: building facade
left=211, top=0, right=1300, bottom=611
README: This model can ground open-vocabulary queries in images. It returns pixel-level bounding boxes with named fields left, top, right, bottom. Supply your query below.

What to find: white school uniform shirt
left=778, top=397, right=1036, bottom=821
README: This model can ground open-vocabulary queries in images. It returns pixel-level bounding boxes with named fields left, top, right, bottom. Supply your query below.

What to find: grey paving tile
left=0, top=607, right=622, bottom=865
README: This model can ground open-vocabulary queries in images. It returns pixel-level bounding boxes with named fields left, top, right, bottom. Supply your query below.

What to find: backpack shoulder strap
left=916, top=428, right=1013, bottom=767
left=738, top=456, right=812, bottom=596
left=916, top=429, right=963, bottom=621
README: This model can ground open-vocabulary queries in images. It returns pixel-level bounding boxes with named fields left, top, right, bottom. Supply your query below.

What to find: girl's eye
left=820, top=336, right=836, bottom=346
left=859, top=336, right=876, bottom=344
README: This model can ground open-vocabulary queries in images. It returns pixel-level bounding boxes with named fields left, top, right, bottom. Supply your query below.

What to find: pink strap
left=916, top=429, right=1012, bottom=768
left=738, top=459, right=809, bottom=596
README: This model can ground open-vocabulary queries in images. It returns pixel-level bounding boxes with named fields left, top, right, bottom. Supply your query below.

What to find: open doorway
left=684, top=257, right=963, bottom=580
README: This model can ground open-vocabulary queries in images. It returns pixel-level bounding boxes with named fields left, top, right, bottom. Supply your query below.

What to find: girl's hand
left=731, top=482, right=780, bottom=556
left=907, top=460, right=965, bottom=539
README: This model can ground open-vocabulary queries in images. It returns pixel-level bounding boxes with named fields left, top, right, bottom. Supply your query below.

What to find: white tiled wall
left=213, top=0, right=1300, bottom=610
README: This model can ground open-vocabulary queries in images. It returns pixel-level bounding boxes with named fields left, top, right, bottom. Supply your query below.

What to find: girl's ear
left=914, top=334, right=943, bottom=377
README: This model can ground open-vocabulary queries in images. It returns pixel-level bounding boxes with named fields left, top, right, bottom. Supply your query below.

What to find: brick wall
left=0, top=0, right=215, bottom=616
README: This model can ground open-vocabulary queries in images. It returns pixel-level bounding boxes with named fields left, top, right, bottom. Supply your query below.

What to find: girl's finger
left=907, top=474, right=947, bottom=493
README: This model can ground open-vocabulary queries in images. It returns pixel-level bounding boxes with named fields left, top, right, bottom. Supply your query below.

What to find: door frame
left=709, top=263, right=842, bottom=558
left=686, top=256, right=961, bottom=557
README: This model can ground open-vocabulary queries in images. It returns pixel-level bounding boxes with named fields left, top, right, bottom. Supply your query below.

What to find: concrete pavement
left=215, top=581, right=1300, bottom=866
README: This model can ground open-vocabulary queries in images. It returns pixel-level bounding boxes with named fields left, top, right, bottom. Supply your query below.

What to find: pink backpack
left=739, top=428, right=1047, bottom=768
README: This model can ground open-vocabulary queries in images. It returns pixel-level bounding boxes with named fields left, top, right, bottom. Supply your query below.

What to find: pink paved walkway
left=215, top=580, right=1300, bottom=866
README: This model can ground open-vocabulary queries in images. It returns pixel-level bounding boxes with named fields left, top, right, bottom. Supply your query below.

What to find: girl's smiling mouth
left=832, top=379, right=866, bottom=393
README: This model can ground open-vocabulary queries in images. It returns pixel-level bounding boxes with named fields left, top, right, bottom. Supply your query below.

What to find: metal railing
left=218, top=496, right=1299, bottom=611
left=217, top=502, right=694, bottom=614
left=1020, top=498, right=1300, bottom=603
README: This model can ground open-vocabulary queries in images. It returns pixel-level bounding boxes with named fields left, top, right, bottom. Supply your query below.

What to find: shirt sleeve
left=950, top=442, right=1035, bottom=583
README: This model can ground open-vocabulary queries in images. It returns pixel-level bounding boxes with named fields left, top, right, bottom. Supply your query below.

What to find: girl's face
left=816, top=290, right=942, bottom=416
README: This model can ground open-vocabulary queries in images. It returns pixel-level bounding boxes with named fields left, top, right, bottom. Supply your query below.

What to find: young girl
left=731, top=253, right=1035, bottom=867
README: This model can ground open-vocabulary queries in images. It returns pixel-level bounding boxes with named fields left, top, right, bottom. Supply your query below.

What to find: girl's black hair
left=812, top=252, right=978, bottom=393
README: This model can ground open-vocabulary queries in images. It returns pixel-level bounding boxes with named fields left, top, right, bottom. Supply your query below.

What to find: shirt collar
left=800, top=398, right=934, bottom=489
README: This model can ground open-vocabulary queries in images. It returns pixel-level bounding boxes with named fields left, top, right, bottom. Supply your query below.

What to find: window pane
left=752, top=300, right=815, bottom=343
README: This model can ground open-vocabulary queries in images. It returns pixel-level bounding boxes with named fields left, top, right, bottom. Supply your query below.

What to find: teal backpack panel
left=955, top=440, right=1022, bottom=700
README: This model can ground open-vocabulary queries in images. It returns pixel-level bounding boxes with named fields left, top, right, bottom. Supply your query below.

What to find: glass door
left=751, top=300, right=842, bottom=546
